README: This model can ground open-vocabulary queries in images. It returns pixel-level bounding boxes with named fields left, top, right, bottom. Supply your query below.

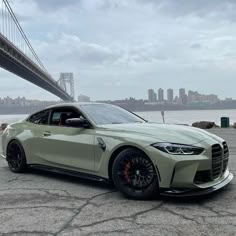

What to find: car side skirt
left=28, top=164, right=110, bottom=183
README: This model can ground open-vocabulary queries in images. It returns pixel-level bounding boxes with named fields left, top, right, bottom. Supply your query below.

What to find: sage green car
left=1, top=103, right=233, bottom=199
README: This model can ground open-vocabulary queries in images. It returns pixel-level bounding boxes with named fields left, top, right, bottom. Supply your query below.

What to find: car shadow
left=12, top=166, right=233, bottom=202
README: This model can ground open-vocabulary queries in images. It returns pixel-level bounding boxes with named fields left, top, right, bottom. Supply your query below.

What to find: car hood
left=97, top=123, right=220, bottom=145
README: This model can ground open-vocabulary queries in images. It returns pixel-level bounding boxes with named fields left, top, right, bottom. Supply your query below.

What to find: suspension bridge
left=0, top=0, right=74, bottom=101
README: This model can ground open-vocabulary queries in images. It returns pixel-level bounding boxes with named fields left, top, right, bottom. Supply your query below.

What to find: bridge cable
left=2, top=0, right=48, bottom=73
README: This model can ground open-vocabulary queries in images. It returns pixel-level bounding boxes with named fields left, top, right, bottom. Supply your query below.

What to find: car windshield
left=80, top=104, right=146, bottom=125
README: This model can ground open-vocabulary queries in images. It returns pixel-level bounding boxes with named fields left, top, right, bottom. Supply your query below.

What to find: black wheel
left=6, top=140, right=27, bottom=173
left=112, top=148, right=159, bottom=200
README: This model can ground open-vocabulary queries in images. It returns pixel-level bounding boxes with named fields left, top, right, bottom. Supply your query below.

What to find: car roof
left=45, top=102, right=109, bottom=110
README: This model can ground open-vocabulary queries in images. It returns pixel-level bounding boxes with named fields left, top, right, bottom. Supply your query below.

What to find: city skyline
left=148, top=88, right=221, bottom=105
left=1, top=90, right=236, bottom=115
left=0, top=87, right=234, bottom=105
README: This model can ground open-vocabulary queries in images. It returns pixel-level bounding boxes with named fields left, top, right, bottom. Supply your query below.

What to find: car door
left=26, top=108, right=52, bottom=163
left=32, top=107, right=95, bottom=172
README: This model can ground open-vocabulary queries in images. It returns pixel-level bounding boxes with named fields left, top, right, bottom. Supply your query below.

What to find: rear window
left=28, top=110, right=50, bottom=125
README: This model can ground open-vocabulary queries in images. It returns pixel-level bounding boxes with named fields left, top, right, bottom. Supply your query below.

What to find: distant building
left=78, top=95, right=90, bottom=102
left=153, top=93, right=157, bottom=102
left=188, top=90, right=218, bottom=104
left=174, top=96, right=179, bottom=103
left=179, top=88, right=187, bottom=104
left=205, top=94, right=219, bottom=104
left=188, top=90, right=200, bottom=103
left=158, top=88, right=164, bottom=102
left=179, top=88, right=186, bottom=99
left=0, top=96, right=58, bottom=107
left=167, top=89, right=174, bottom=102
left=225, top=97, right=233, bottom=101
left=148, top=89, right=157, bottom=103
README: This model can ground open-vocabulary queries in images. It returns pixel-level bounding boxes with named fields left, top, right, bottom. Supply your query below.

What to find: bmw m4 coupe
left=1, top=103, right=233, bottom=199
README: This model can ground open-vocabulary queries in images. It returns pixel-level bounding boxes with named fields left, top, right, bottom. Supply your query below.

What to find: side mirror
left=65, top=118, right=89, bottom=128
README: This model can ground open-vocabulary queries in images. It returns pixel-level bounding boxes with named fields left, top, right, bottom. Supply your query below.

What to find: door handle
left=43, top=131, right=51, bottom=137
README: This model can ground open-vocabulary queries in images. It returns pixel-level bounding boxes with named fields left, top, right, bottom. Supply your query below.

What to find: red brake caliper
left=123, top=162, right=131, bottom=183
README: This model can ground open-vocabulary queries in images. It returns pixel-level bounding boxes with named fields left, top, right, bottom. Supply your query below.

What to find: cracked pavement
left=0, top=129, right=235, bottom=236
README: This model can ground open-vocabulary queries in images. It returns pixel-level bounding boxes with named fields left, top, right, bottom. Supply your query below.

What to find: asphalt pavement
left=0, top=128, right=235, bottom=236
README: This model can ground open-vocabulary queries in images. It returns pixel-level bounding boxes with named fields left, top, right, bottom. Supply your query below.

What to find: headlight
left=152, top=143, right=204, bottom=155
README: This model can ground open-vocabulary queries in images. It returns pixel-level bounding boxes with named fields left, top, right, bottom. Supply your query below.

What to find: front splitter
left=160, top=172, right=233, bottom=197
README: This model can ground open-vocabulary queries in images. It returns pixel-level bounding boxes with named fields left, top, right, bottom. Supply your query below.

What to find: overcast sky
left=1, top=0, right=236, bottom=101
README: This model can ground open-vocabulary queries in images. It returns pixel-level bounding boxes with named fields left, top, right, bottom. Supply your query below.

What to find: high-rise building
left=179, top=88, right=186, bottom=99
left=158, top=88, right=164, bottom=102
left=78, top=95, right=90, bottom=102
left=148, top=89, right=157, bottom=103
left=179, top=88, right=187, bottom=104
left=153, top=92, right=157, bottom=102
left=148, top=89, right=153, bottom=102
left=167, top=89, right=174, bottom=102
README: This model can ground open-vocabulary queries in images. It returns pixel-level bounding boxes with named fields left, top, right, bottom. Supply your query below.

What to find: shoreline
left=0, top=107, right=236, bottom=115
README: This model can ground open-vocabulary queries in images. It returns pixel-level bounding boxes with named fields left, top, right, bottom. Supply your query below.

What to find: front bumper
left=160, top=171, right=233, bottom=197
left=147, top=137, right=232, bottom=189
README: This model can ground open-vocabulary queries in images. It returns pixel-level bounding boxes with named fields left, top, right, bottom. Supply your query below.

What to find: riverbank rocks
left=1, top=123, right=8, bottom=131
left=192, top=121, right=217, bottom=129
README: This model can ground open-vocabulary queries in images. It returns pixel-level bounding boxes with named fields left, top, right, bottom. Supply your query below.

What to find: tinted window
left=80, top=104, right=145, bottom=125
left=50, top=108, right=81, bottom=126
left=28, top=110, right=50, bottom=125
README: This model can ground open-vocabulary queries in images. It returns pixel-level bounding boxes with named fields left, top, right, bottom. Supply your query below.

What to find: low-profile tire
left=112, top=148, right=159, bottom=200
left=6, top=140, right=27, bottom=173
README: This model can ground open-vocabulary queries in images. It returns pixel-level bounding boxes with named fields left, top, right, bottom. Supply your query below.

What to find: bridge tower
left=58, top=73, right=75, bottom=100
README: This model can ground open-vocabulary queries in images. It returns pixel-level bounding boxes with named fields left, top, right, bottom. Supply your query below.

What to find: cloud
left=34, top=0, right=80, bottom=11
left=32, top=34, right=121, bottom=67
left=139, top=0, right=236, bottom=20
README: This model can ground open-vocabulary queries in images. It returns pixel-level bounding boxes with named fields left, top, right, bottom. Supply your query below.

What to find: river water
left=136, top=109, right=236, bottom=125
left=1, top=109, right=236, bottom=125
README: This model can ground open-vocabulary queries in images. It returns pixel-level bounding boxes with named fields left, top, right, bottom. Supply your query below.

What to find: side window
left=50, top=108, right=81, bottom=127
left=28, top=110, right=50, bottom=125
left=51, top=112, right=61, bottom=125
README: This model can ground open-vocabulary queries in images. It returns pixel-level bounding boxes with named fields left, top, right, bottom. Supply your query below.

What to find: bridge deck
left=0, top=34, right=73, bottom=101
